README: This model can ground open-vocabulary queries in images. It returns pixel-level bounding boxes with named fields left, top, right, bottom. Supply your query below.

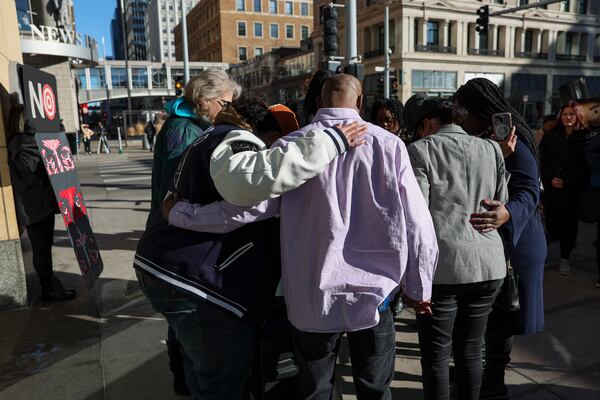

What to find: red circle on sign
left=42, top=84, right=56, bottom=120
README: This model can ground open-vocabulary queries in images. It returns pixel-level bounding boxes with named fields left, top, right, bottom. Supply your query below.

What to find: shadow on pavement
left=0, top=272, right=157, bottom=392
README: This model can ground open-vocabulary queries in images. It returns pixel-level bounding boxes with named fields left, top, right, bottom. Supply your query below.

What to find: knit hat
left=269, top=104, right=300, bottom=135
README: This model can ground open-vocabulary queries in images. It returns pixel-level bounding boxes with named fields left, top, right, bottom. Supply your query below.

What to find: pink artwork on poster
left=41, top=139, right=75, bottom=176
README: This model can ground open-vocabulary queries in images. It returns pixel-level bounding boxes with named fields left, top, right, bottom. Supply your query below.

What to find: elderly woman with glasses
left=146, top=68, right=242, bottom=396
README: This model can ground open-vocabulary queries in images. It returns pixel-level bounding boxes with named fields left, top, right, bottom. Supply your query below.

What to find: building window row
left=237, top=1, right=310, bottom=16
left=237, top=21, right=307, bottom=40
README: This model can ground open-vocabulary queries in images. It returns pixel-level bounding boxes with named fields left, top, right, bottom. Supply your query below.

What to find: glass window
left=270, top=23, right=279, bottom=38
left=77, top=70, right=88, bottom=89
left=561, top=0, right=570, bottom=11
left=111, top=68, right=128, bottom=89
left=237, top=0, right=245, bottom=11
left=301, top=2, right=309, bottom=16
left=254, top=22, right=263, bottom=37
left=131, top=68, right=148, bottom=88
left=285, top=1, right=293, bottom=15
left=239, top=47, right=248, bottom=61
left=254, top=0, right=261, bottom=12
left=524, top=30, right=533, bottom=52
left=269, top=0, right=278, bottom=13
left=152, top=68, right=168, bottom=88
left=519, top=0, right=528, bottom=5
left=427, top=21, right=439, bottom=46
left=238, top=21, right=247, bottom=36
left=412, top=70, right=456, bottom=90
left=578, top=0, right=587, bottom=13
left=301, top=25, right=310, bottom=40
left=89, top=68, right=106, bottom=89
left=255, top=47, right=264, bottom=56
left=286, top=24, right=294, bottom=39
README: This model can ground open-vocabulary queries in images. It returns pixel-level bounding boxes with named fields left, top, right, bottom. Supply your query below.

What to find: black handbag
left=494, top=261, right=520, bottom=312
left=577, top=189, right=600, bottom=223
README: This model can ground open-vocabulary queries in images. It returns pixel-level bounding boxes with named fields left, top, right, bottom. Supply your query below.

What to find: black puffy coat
left=540, top=127, right=591, bottom=206
left=8, top=130, right=58, bottom=226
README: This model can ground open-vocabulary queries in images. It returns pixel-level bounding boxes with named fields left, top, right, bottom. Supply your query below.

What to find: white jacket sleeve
left=209, top=127, right=350, bottom=206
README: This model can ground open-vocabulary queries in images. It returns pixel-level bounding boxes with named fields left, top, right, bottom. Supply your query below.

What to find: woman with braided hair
left=453, top=78, right=546, bottom=400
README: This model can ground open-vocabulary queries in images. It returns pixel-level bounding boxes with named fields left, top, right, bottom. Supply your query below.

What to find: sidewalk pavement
left=0, top=146, right=599, bottom=400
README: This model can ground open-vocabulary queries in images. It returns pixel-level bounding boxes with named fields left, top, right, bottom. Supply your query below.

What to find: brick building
left=174, top=0, right=314, bottom=63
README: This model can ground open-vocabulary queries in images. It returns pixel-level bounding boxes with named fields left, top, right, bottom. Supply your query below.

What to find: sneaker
left=41, top=277, right=76, bottom=302
left=558, top=259, right=573, bottom=276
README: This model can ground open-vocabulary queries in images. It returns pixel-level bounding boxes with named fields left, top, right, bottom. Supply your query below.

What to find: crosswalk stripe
left=103, top=176, right=152, bottom=184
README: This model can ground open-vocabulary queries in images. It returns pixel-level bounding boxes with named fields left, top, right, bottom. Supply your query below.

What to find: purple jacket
left=170, top=108, right=438, bottom=333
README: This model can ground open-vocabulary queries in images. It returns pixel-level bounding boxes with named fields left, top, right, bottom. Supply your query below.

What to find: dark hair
left=422, top=99, right=454, bottom=126
left=303, top=70, right=334, bottom=125
left=232, top=97, right=279, bottom=134
left=454, top=78, right=539, bottom=165
left=403, top=93, right=428, bottom=135
left=369, top=98, right=404, bottom=127
left=542, top=113, right=556, bottom=124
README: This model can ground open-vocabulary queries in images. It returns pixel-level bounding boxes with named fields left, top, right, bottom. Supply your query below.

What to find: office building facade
left=174, top=0, right=314, bottom=63
left=312, top=0, right=600, bottom=123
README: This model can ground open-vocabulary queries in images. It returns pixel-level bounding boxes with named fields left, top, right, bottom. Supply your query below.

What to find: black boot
left=166, top=339, right=191, bottom=396
left=41, top=276, right=76, bottom=302
left=480, top=333, right=513, bottom=400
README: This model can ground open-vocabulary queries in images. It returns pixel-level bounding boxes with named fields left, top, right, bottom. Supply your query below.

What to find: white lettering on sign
left=25, top=24, right=97, bottom=50
left=29, top=81, right=45, bottom=119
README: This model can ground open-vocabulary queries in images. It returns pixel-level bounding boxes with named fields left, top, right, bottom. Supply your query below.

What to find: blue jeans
left=136, top=271, right=258, bottom=400
left=292, top=310, right=395, bottom=400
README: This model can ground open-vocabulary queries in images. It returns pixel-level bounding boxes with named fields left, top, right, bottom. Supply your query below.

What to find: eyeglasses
left=215, top=98, right=232, bottom=110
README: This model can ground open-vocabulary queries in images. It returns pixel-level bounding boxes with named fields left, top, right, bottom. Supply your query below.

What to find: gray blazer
left=407, top=124, right=508, bottom=285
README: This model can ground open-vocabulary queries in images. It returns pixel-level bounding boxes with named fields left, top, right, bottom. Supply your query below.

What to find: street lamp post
left=384, top=3, right=390, bottom=99
left=120, top=0, right=133, bottom=131
left=181, top=0, right=190, bottom=83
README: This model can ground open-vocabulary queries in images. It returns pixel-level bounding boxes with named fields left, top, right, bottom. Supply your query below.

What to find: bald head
left=320, top=74, right=363, bottom=110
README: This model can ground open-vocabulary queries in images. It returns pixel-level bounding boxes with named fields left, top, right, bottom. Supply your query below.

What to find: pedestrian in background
left=584, top=129, right=600, bottom=287
left=81, top=123, right=94, bottom=155
left=408, top=98, right=508, bottom=400
left=370, top=97, right=404, bottom=137
left=7, top=105, right=76, bottom=302
left=145, top=120, right=156, bottom=152
left=534, top=113, right=557, bottom=145
left=540, top=105, right=591, bottom=275
left=454, top=78, right=546, bottom=400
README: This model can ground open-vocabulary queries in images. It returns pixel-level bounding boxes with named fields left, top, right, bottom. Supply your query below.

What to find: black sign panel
left=34, top=132, right=103, bottom=289
left=20, top=64, right=61, bottom=133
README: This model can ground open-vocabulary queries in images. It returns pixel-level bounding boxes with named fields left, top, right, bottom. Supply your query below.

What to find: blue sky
left=74, top=0, right=116, bottom=57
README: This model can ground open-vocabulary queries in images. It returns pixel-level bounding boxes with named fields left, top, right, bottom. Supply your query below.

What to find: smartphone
left=492, top=112, right=512, bottom=141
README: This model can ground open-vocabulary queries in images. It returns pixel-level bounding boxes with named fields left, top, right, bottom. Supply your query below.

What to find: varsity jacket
left=135, top=123, right=350, bottom=321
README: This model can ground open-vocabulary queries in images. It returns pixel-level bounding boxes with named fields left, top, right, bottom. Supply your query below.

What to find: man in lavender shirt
left=167, top=74, right=438, bottom=400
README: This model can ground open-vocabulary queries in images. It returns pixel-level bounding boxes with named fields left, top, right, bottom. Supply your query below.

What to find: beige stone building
left=174, top=0, right=314, bottom=63
left=0, top=1, right=28, bottom=310
left=312, top=0, right=600, bottom=123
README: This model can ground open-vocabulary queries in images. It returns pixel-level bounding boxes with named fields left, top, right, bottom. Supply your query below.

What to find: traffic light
left=323, top=6, right=339, bottom=57
left=377, top=76, right=385, bottom=97
left=476, top=5, right=489, bottom=34
left=390, top=76, right=399, bottom=99
left=174, top=75, right=184, bottom=97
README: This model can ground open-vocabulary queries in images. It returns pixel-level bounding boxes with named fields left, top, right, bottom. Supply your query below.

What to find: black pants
left=545, top=203, right=579, bottom=259
left=25, top=214, right=56, bottom=284
left=292, top=310, right=395, bottom=400
left=416, top=280, right=503, bottom=400
left=83, top=138, right=91, bottom=154
left=483, top=306, right=516, bottom=388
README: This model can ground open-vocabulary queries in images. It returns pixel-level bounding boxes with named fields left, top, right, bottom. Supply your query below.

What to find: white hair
left=184, top=69, right=241, bottom=114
